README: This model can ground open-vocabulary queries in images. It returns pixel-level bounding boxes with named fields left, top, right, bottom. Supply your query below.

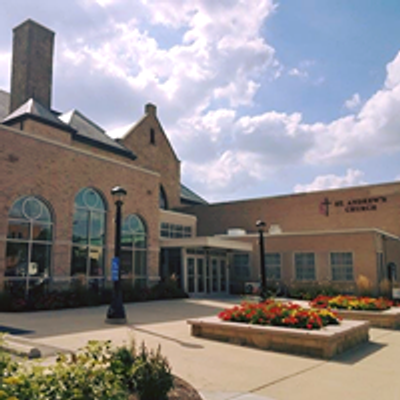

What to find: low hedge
left=0, top=278, right=188, bottom=312
left=0, top=339, right=173, bottom=400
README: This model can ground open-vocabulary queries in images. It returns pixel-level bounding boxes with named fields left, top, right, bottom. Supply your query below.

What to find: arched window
left=159, top=185, right=168, bottom=210
left=5, top=196, right=53, bottom=295
left=71, top=188, right=106, bottom=282
left=120, top=214, right=147, bottom=287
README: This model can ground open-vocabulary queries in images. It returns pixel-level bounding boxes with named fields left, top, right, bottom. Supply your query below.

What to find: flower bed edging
left=309, top=295, right=400, bottom=329
left=187, top=317, right=369, bottom=359
left=333, top=308, right=400, bottom=329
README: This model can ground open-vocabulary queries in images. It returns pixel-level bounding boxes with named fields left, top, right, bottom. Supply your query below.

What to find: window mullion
left=87, top=210, right=91, bottom=277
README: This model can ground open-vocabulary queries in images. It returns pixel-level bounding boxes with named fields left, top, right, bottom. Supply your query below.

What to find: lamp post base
left=105, top=317, right=127, bottom=325
left=105, top=293, right=127, bottom=325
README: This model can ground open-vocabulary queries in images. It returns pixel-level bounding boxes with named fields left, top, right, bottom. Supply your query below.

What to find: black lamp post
left=256, top=220, right=267, bottom=300
left=106, top=186, right=127, bottom=324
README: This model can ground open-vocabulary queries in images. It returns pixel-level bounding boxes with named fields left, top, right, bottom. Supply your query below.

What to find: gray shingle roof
left=181, top=184, right=208, bottom=205
left=2, top=98, right=74, bottom=132
left=59, top=110, right=136, bottom=159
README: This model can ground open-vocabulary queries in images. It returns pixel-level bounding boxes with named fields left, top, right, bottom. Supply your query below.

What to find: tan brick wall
left=225, top=231, right=381, bottom=293
left=183, top=183, right=400, bottom=237
left=121, top=106, right=181, bottom=210
left=0, top=124, right=160, bottom=285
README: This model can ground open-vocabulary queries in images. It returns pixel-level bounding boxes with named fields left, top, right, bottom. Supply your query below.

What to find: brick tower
left=9, top=19, right=55, bottom=113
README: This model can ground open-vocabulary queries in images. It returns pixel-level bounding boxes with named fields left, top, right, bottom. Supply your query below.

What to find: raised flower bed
left=218, top=300, right=341, bottom=330
left=187, top=300, right=369, bottom=359
left=310, top=295, right=400, bottom=329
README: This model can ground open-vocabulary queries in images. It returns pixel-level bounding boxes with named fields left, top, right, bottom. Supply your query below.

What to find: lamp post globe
left=256, top=220, right=267, bottom=300
left=106, top=186, right=127, bottom=324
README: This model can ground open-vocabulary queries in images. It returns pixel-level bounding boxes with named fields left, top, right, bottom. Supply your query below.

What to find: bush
left=0, top=340, right=174, bottom=400
left=131, top=342, right=174, bottom=400
left=0, top=277, right=188, bottom=312
left=287, top=282, right=341, bottom=300
left=356, top=275, right=373, bottom=297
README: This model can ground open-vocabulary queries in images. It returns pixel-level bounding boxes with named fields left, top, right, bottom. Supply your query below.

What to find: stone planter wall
left=335, top=308, right=400, bottom=329
left=188, top=317, right=369, bottom=359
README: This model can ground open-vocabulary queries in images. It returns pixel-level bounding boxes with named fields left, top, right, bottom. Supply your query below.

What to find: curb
left=1, top=336, right=41, bottom=359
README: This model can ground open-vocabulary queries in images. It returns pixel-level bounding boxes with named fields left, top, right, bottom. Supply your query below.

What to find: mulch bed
left=128, top=376, right=202, bottom=400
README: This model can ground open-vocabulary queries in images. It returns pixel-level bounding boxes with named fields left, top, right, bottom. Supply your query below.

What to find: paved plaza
left=1, top=297, right=400, bottom=400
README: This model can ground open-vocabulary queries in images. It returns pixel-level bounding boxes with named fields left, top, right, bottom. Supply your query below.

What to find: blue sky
left=1, top=0, right=400, bottom=202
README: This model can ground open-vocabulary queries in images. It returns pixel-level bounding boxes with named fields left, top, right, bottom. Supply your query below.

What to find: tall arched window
left=120, top=214, right=147, bottom=288
left=5, top=196, right=53, bottom=295
left=71, top=188, right=106, bottom=282
left=159, top=185, right=168, bottom=210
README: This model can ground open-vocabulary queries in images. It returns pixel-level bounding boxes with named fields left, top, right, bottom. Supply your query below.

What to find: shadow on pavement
left=0, top=325, right=35, bottom=335
left=130, top=326, right=204, bottom=349
left=0, top=297, right=235, bottom=339
left=332, top=341, right=387, bottom=365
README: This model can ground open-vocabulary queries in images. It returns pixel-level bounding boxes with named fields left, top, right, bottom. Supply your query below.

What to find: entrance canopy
left=160, top=236, right=252, bottom=252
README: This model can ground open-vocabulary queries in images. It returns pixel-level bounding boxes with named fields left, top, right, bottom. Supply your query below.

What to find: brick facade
left=121, top=104, right=181, bottom=210
left=0, top=123, right=161, bottom=287
left=182, top=183, right=400, bottom=294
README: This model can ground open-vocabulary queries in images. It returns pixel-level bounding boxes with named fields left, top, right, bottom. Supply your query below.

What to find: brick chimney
left=10, top=19, right=55, bottom=113
left=145, top=103, right=157, bottom=116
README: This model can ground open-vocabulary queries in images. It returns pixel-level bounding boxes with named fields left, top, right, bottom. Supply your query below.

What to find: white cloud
left=294, top=169, right=366, bottom=193
left=179, top=48, right=400, bottom=195
left=56, top=0, right=277, bottom=127
left=344, top=93, right=361, bottom=110
left=0, top=52, right=10, bottom=91
left=288, top=67, right=308, bottom=79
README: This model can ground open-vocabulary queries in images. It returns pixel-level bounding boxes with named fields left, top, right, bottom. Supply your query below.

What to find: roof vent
left=268, top=225, right=282, bottom=234
left=227, top=228, right=246, bottom=236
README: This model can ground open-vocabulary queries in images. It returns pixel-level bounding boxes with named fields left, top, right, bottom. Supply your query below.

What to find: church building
left=1, top=19, right=399, bottom=300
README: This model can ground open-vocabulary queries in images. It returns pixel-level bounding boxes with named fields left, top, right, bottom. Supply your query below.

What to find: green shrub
left=131, top=342, right=174, bottom=400
left=0, top=339, right=174, bottom=400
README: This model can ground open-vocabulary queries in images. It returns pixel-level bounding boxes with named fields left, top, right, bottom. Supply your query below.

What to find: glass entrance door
left=210, top=256, right=228, bottom=294
left=185, top=249, right=228, bottom=296
left=186, top=256, right=207, bottom=295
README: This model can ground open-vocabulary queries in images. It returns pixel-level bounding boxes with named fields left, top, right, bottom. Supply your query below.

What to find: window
left=121, top=214, right=147, bottom=288
left=5, top=196, right=53, bottom=295
left=232, top=253, right=250, bottom=278
left=71, top=188, right=106, bottom=283
left=331, top=252, right=353, bottom=281
left=159, top=186, right=168, bottom=210
left=160, top=222, right=192, bottom=238
left=265, top=253, right=281, bottom=279
left=150, top=128, right=155, bottom=144
left=294, top=253, right=315, bottom=281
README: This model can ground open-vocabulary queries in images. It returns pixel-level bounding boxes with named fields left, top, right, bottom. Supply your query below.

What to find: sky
left=1, top=0, right=400, bottom=203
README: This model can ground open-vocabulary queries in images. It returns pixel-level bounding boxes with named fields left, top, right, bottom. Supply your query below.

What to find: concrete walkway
left=1, top=297, right=400, bottom=400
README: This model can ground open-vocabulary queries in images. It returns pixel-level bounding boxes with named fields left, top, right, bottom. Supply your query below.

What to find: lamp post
left=256, top=220, right=267, bottom=300
left=106, top=186, right=127, bottom=324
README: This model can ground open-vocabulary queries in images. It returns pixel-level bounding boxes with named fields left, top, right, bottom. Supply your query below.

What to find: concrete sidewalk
left=1, top=297, right=400, bottom=400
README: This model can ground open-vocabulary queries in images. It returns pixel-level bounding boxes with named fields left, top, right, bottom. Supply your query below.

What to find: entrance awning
left=160, top=236, right=252, bottom=252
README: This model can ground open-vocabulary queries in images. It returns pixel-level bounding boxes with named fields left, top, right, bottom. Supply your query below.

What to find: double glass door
left=186, top=251, right=228, bottom=295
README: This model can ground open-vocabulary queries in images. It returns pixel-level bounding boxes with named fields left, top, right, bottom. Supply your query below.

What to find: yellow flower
left=0, top=391, right=7, bottom=398
left=2, top=377, right=21, bottom=385
left=7, top=397, right=19, bottom=400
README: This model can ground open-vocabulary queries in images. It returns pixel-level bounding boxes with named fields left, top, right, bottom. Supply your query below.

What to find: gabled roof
left=0, top=90, right=10, bottom=121
left=180, top=183, right=208, bottom=205
left=2, top=98, right=75, bottom=133
left=59, top=110, right=136, bottom=160
left=109, top=106, right=180, bottom=163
